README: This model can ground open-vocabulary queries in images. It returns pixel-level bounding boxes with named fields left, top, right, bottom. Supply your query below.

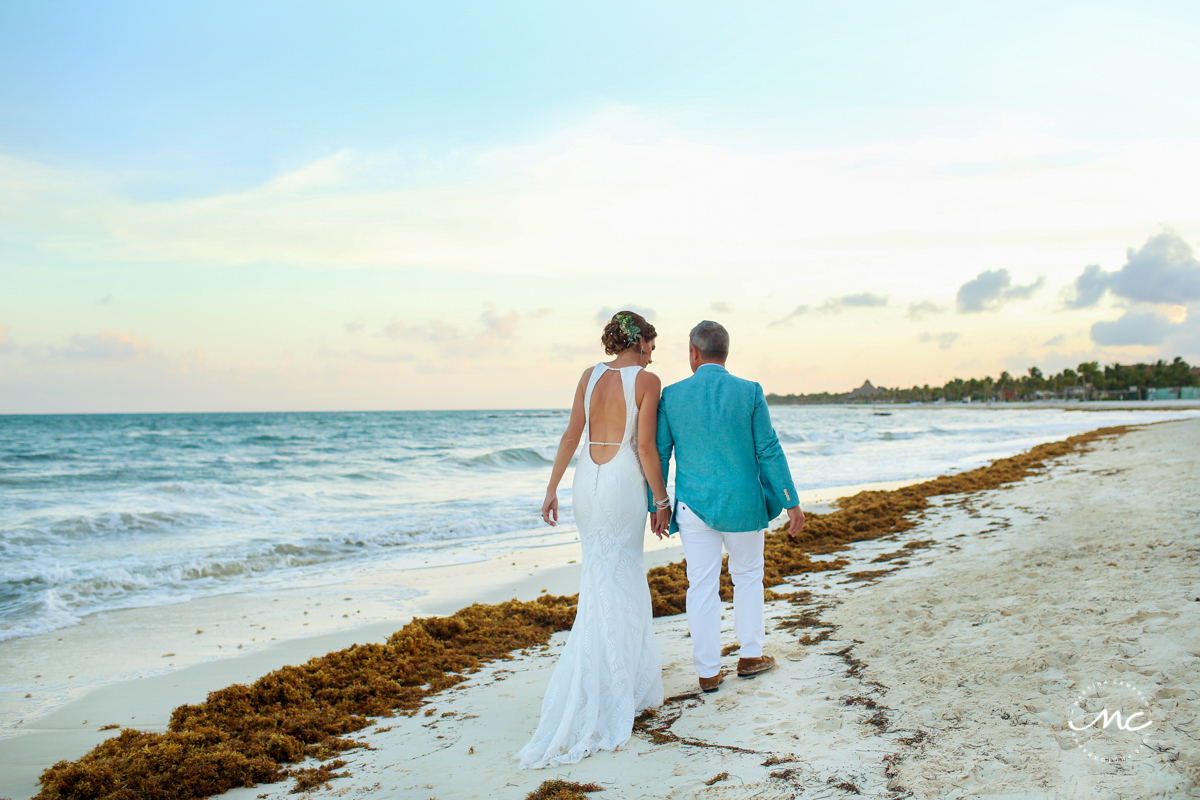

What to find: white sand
left=823, top=419, right=1200, bottom=799
left=4, top=421, right=1198, bottom=799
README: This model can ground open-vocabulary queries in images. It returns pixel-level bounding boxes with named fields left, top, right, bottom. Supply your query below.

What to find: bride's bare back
left=538, top=337, right=670, bottom=538
left=588, top=369, right=628, bottom=465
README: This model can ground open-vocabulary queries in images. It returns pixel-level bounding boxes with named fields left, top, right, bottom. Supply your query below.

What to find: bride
left=515, top=310, right=670, bottom=769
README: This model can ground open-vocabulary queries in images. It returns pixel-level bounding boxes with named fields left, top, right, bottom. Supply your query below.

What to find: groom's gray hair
left=689, top=320, right=729, bottom=358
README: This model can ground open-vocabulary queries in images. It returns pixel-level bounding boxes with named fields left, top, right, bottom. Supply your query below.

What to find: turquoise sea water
left=2, top=405, right=1196, bottom=642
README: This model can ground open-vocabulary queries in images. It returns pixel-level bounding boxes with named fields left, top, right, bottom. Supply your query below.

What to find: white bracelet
left=654, top=497, right=671, bottom=509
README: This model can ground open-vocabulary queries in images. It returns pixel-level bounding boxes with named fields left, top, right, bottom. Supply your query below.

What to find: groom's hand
left=786, top=505, right=805, bottom=538
left=654, top=507, right=671, bottom=539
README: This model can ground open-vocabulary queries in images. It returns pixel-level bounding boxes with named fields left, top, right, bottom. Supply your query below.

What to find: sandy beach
left=3, top=418, right=1199, bottom=799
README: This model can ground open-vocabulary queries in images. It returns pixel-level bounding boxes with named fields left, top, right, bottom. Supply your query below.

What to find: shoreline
left=4, top=402, right=1196, bottom=679
left=2, top=419, right=1197, bottom=799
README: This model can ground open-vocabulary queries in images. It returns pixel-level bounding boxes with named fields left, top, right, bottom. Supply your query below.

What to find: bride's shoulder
left=635, top=369, right=662, bottom=391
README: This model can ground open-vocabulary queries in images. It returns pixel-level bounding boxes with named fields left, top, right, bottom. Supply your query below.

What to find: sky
left=2, top=1, right=1200, bottom=413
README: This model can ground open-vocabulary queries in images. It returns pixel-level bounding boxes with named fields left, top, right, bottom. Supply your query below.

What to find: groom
left=653, top=320, right=805, bottom=692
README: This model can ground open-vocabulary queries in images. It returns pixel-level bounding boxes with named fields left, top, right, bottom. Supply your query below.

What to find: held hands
left=651, top=506, right=671, bottom=539
left=542, top=490, right=559, bottom=526
left=786, top=505, right=805, bottom=538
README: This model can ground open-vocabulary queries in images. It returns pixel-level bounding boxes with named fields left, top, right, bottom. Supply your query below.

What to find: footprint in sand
left=1120, top=609, right=1179, bottom=625
left=812, top=715, right=842, bottom=731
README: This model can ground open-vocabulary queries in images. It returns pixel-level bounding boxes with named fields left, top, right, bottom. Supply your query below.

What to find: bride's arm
left=636, top=371, right=670, bottom=536
left=542, top=369, right=590, bottom=526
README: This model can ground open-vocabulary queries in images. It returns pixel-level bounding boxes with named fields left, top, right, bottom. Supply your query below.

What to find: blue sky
left=7, top=1, right=1198, bottom=188
left=2, top=1, right=1200, bottom=411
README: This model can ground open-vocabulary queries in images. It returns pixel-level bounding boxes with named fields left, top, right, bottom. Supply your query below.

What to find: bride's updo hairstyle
left=600, top=310, right=657, bottom=355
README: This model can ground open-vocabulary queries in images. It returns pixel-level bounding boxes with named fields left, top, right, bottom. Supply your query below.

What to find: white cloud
left=1091, top=310, right=1177, bottom=347
left=387, top=305, right=527, bottom=361
left=58, top=331, right=154, bottom=361
left=906, top=300, right=945, bottom=320
left=479, top=306, right=520, bottom=340
left=1064, top=264, right=1110, bottom=309
left=319, top=347, right=414, bottom=365
left=768, top=305, right=810, bottom=327
left=956, top=269, right=1044, bottom=313
left=919, top=331, right=960, bottom=349
left=770, top=292, right=888, bottom=326
left=1170, top=309, right=1200, bottom=361
left=594, top=306, right=658, bottom=325
left=1066, top=229, right=1200, bottom=308
left=5, top=111, right=1200, bottom=289
left=840, top=292, right=889, bottom=309
left=1110, top=230, right=1200, bottom=303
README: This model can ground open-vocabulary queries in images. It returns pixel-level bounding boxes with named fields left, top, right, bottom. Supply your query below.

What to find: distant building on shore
left=847, top=380, right=880, bottom=399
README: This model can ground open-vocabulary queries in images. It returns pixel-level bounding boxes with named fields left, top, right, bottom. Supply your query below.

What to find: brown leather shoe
left=699, top=670, right=724, bottom=693
left=737, top=655, right=776, bottom=678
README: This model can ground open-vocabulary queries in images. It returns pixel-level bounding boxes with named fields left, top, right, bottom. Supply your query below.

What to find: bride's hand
left=654, top=507, right=671, bottom=539
left=542, top=491, right=559, bottom=526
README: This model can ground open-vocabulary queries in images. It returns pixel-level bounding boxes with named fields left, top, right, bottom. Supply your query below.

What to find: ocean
left=2, top=405, right=1196, bottom=643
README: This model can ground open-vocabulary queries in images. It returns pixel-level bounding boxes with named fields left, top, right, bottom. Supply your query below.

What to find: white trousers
left=676, top=501, right=765, bottom=678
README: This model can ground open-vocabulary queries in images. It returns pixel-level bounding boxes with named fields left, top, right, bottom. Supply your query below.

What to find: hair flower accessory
left=617, top=314, right=642, bottom=345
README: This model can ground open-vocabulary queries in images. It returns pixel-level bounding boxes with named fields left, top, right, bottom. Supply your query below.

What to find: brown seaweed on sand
left=287, top=759, right=347, bottom=794
left=703, top=771, right=730, bottom=786
left=525, top=779, right=602, bottom=800
left=36, top=596, right=576, bottom=800
left=34, top=426, right=1125, bottom=800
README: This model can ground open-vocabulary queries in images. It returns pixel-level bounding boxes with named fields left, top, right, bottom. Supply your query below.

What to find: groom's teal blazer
left=653, top=363, right=799, bottom=535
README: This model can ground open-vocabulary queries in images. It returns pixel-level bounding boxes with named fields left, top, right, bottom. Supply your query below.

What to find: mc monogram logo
left=1065, top=679, right=1159, bottom=764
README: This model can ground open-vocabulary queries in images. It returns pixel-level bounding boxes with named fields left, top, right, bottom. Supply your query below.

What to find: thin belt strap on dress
left=589, top=441, right=621, bottom=446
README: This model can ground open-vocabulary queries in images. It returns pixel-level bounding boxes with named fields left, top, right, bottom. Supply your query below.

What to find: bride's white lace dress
left=515, top=363, right=664, bottom=769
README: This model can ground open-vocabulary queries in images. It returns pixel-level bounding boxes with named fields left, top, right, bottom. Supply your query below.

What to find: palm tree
left=1078, top=362, right=1101, bottom=399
